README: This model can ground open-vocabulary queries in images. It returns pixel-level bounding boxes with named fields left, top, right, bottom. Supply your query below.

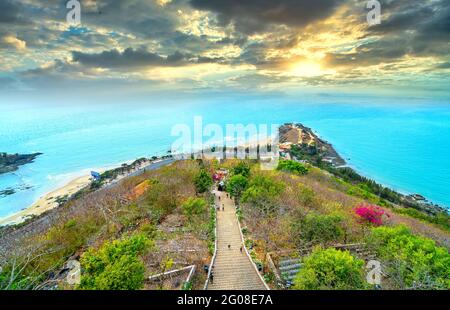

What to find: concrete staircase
left=207, top=191, right=267, bottom=290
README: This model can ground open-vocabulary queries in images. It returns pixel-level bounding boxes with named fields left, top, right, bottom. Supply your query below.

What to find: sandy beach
left=0, top=158, right=163, bottom=227
left=0, top=174, right=92, bottom=226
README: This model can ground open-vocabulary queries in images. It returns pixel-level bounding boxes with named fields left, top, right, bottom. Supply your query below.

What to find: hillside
left=279, top=123, right=447, bottom=216
left=1, top=124, right=449, bottom=291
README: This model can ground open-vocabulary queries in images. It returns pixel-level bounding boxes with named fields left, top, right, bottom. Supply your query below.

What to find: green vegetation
left=395, top=208, right=450, bottom=231
left=242, top=174, right=284, bottom=213
left=1, top=160, right=211, bottom=290
left=194, top=168, right=213, bottom=193
left=292, top=213, right=345, bottom=246
left=2, top=156, right=449, bottom=291
left=207, top=204, right=216, bottom=255
left=233, top=158, right=449, bottom=291
left=296, top=184, right=319, bottom=209
left=324, top=166, right=400, bottom=202
left=90, top=157, right=151, bottom=189
left=293, top=247, right=366, bottom=290
left=290, top=144, right=320, bottom=165
left=277, top=160, right=308, bottom=175
left=226, top=174, right=249, bottom=200
left=367, top=226, right=450, bottom=289
left=182, top=197, right=208, bottom=218
left=79, top=234, right=153, bottom=290
left=232, top=161, right=251, bottom=178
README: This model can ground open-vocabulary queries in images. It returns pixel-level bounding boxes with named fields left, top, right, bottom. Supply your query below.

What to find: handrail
left=148, top=265, right=196, bottom=281
left=236, top=210, right=270, bottom=290
left=203, top=203, right=218, bottom=290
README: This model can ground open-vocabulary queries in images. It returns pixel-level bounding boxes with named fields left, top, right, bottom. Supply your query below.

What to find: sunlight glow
left=289, top=62, right=331, bottom=77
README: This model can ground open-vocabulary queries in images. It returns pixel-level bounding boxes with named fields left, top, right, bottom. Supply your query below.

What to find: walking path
left=207, top=190, right=268, bottom=290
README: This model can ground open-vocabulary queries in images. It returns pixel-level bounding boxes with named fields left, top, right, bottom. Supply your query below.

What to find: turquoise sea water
left=1, top=95, right=450, bottom=218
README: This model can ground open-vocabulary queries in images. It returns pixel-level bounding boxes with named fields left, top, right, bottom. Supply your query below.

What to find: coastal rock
left=0, top=152, right=42, bottom=175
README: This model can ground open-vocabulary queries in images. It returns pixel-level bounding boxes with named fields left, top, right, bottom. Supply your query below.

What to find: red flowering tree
left=354, top=203, right=389, bottom=226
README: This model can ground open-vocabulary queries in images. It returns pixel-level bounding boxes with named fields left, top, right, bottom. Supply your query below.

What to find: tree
left=91, top=255, right=145, bottom=290
left=292, top=213, right=345, bottom=246
left=277, top=160, right=308, bottom=175
left=182, top=197, right=207, bottom=218
left=194, top=169, right=213, bottom=193
left=293, top=247, right=366, bottom=290
left=226, top=174, right=248, bottom=201
left=241, top=174, right=284, bottom=213
left=366, top=225, right=450, bottom=289
left=232, top=161, right=251, bottom=177
left=79, top=234, right=152, bottom=290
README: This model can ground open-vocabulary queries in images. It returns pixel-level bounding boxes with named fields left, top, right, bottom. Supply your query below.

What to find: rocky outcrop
left=0, top=152, right=42, bottom=175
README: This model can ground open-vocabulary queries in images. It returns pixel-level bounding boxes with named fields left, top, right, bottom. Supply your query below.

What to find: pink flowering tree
left=354, top=203, right=389, bottom=226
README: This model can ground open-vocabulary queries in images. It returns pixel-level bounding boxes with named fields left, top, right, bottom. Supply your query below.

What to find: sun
left=289, top=62, right=332, bottom=77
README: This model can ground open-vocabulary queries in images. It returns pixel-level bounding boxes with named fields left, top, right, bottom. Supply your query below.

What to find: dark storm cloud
left=0, top=0, right=23, bottom=23
left=324, top=36, right=409, bottom=68
left=368, top=0, right=450, bottom=38
left=72, top=48, right=186, bottom=68
left=325, top=0, right=450, bottom=68
left=2, top=0, right=450, bottom=94
left=71, top=47, right=224, bottom=68
left=189, top=0, right=340, bottom=33
left=80, top=0, right=183, bottom=39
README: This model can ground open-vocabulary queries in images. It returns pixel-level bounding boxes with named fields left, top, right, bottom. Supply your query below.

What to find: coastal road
left=0, top=157, right=176, bottom=261
left=102, top=157, right=175, bottom=190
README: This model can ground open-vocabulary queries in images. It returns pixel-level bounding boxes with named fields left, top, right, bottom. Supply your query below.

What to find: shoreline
left=309, top=127, right=448, bottom=210
left=0, top=157, right=166, bottom=227
left=0, top=174, right=92, bottom=226
left=0, top=128, right=447, bottom=227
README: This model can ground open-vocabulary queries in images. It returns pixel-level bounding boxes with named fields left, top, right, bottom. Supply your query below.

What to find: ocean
left=1, top=94, right=450, bottom=218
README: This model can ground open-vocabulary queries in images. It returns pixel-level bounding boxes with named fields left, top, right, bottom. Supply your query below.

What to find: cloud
left=0, top=0, right=22, bottom=23
left=0, top=0, right=449, bottom=96
left=435, top=62, right=450, bottom=69
left=1, top=35, right=27, bottom=50
left=71, top=47, right=225, bottom=68
left=189, top=0, right=341, bottom=33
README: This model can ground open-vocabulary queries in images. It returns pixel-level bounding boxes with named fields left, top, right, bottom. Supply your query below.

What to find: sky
left=0, top=0, right=449, bottom=101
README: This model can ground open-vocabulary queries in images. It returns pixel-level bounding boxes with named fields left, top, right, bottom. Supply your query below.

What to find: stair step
left=206, top=191, right=268, bottom=290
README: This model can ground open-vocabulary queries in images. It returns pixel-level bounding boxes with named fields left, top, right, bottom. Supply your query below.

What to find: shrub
left=207, top=206, right=216, bottom=255
left=297, top=185, right=318, bottom=209
left=293, top=247, right=366, bottom=290
left=139, top=222, right=157, bottom=238
left=292, top=213, right=345, bottom=245
left=396, top=208, right=450, bottom=231
left=142, top=182, right=178, bottom=220
left=194, top=169, right=213, bottom=193
left=277, top=160, right=308, bottom=175
left=79, top=234, right=152, bottom=290
left=241, top=174, right=284, bottom=213
left=232, top=161, right=251, bottom=178
left=89, top=255, right=145, bottom=290
left=367, top=226, right=450, bottom=289
left=354, top=203, right=388, bottom=226
left=182, top=197, right=207, bottom=218
left=226, top=174, right=249, bottom=200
